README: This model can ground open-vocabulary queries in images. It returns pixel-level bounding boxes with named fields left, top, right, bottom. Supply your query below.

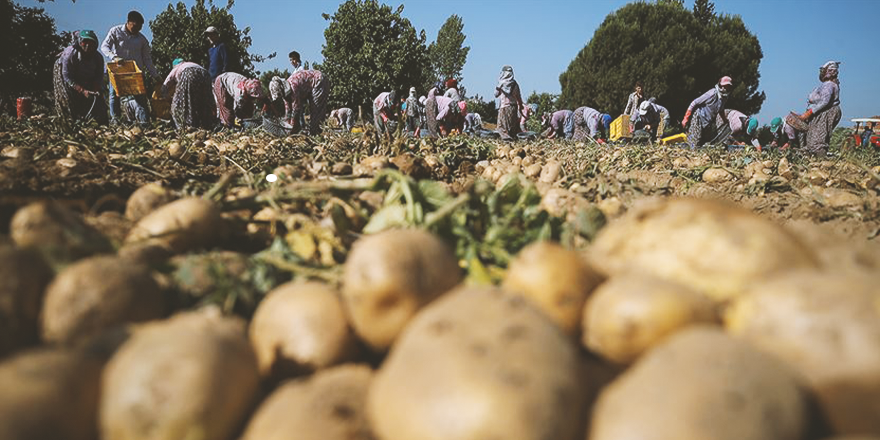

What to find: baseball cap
left=719, top=76, right=733, bottom=86
left=204, top=26, right=219, bottom=34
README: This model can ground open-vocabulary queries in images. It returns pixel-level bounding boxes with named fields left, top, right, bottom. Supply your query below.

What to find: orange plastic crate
left=107, top=60, right=146, bottom=96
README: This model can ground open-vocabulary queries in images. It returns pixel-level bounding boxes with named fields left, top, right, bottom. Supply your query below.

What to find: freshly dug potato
left=368, top=286, right=586, bottom=440
left=125, top=182, right=177, bottom=222
left=101, top=309, right=260, bottom=440
left=725, top=270, right=880, bottom=435
left=0, top=246, right=53, bottom=357
left=241, top=364, right=374, bottom=440
left=342, top=229, right=462, bottom=351
left=0, top=347, right=105, bottom=440
left=589, top=198, right=819, bottom=302
left=41, top=255, right=165, bottom=344
left=785, top=219, right=880, bottom=274
left=583, top=273, right=719, bottom=364
left=10, top=201, right=113, bottom=264
left=125, top=197, right=224, bottom=254
left=590, top=327, right=809, bottom=440
left=502, top=241, right=604, bottom=336
left=250, top=282, right=357, bottom=379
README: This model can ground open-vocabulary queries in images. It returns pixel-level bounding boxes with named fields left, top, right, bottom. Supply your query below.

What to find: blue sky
left=25, top=0, right=880, bottom=125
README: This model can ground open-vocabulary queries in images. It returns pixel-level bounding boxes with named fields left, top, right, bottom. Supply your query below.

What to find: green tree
left=558, top=1, right=764, bottom=121
left=427, top=15, right=470, bottom=90
left=316, top=0, right=430, bottom=111
left=656, top=0, right=684, bottom=8
left=149, top=0, right=274, bottom=78
left=693, top=0, right=716, bottom=25
left=0, top=0, right=65, bottom=114
left=525, top=91, right=558, bottom=131
left=467, top=94, right=496, bottom=124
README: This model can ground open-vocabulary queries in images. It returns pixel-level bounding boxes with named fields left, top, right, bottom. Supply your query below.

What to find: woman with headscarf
left=719, top=109, right=759, bottom=148
left=373, top=90, right=397, bottom=135
left=799, top=61, right=842, bottom=156
left=418, top=96, right=428, bottom=134
left=633, top=98, right=669, bottom=140
left=330, top=107, right=354, bottom=132
left=494, top=65, right=524, bottom=141
left=213, top=72, right=267, bottom=128
left=424, top=83, right=443, bottom=138
left=53, top=30, right=108, bottom=124
left=542, top=109, right=574, bottom=140
left=572, top=106, right=612, bottom=143
left=405, top=87, right=420, bottom=136
left=280, top=69, right=330, bottom=135
left=768, top=117, right=800, bottom=150
left=162, top=58, right=216, bottom=130
left=682, top=76, right=732, bottom=148
left=623, top=82, right=643, bottom=122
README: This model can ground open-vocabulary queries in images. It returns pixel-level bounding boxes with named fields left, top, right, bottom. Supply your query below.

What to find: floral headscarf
left=269, top=76, right=291, bottom=101
left=238, top=78, right=264, bottom=99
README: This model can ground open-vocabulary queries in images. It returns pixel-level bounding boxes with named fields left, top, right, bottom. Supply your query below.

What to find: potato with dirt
left=0, top=246, right=54, bottom=358
left=342, top=229, right=462, bottom=351
left=125, top=181, right=177, bottom=222
left=368, top=286, right=587, bottom=440
left=250, top=281, right=358, bottom=379
left=502, top=241, right=603, bottom=337
left=100, top=309, right=260, bottom=440
left=241, top=364, right=375, bottom=440
left=10, top=200, right=113, bottom=264
left=590, top=327, right=809, bottom=440
left=582, top=273, right=719, bottom=364
left=725, top=270, right=880, bottom=435
left=589, top=197, right=819, bottom=302
left=40, top=255, right=165, bottom=344
left=124, top=197, right=225, bottom=254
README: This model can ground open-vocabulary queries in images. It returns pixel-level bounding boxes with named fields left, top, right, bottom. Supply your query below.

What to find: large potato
left=250, top=281, right=357, bottom=379
left=342, top=229, right=462, bottom=351
left=0, top=246, right=53, bottom=357
left=100, top=309, right=260, bottom=440
left=125, top=181, right=177, bottom=222
left=41, top=255, right=165, bottom=344
left=502, top=241, right=604, bottom=336
left=590, top=327, right=809, bottom=440
left=10, top=201, right=112, bottom=264
left=368, top=286, right=587, bottom=440
left=241, top=364, right=374, bottom=440
left=125, top=197, right=224, bottom=254
left=725, top=270, right=880, bottom=435
left=582, top=273, right=718, bottom=364
left=589, top=198, right=819, bottom=302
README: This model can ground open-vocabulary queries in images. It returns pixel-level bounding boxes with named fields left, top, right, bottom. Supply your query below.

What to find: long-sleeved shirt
left=100, top=24, right=159, bottom=78
left=624, top=92, right=642, bottom=119
left=374, top=92, right=394, bottom=121
left=633, top=103, right=669, bottom=130
left=286, top=69, right=325, bottom=116
left=336, top=107, right=352, bottom=124
left=724, top=109, right=748, bottom=135
left=465, top=112, right=482, bottom=131
left=162, top=62, right=203, bottom=96
left=550, top=110, right=574, bottom=137
left=577, top=106, right=603, bottom=137
left=405, top=96, right=419, bottom=117
left=59, top=45, right=104, bottom=91
left=216, top=72, right=260, bottom=110
left=444, top=88, right=461, bottom=101
left=687, top=87, right=726, bottom=126
left=807, top=81, right=840, bottom=114
left=494, top=81, right=522, bottom=109
left=208, top=43, right=228, bottom=82
left=435, top=96, right=455, bottom=121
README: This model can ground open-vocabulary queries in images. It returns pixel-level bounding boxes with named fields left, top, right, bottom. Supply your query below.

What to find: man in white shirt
left=101, top=10, right=160, bottom=123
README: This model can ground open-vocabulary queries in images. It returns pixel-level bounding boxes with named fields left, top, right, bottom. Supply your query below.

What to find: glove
left=73, top=84, right=90, bottom=98
left=781, top=143, right=790, bottom=151
left=682, top=109, right=692, bottom=127
left=799, top=109, right=813, bottom=121
left=597, top=138, right=606, bottom=145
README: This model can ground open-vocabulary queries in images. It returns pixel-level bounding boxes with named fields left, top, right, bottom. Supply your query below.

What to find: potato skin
left=125, top=182, right=177, bottom=222
left=40, top=255, right=165, bottom=344
left=725, top=270, right=880, bottom=436
left=582, top=273, right=718, bottom=364
left=250, top=282, right=357, bottom=379
left=10, top=201, right=112, bottom=264
left=368, top=286, right=586, bottom=440
left=125, top=197, right=224, bottom=254
left=0, top=246, right=53, bottom=358
left=241, top=364, right=375, bottom=440
left=502, top=241, right=604, bottom=336
left=100, top=309, right=260, bottom=440
left=589, top=198, right=819, bottom=302
left=342, top=229, right=462, bottom=351
left=590, top=327, right=809, bottom=440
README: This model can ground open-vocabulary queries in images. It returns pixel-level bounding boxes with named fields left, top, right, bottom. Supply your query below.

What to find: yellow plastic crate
left=610, top=115, right=632, bottom=141
left=108, top=60, right=146, bottom=96
left=661, top=133, right=687, bottom=145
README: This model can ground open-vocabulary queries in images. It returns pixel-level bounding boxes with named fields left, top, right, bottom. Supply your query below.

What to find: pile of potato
left=3, top=182, right=880, bottom=440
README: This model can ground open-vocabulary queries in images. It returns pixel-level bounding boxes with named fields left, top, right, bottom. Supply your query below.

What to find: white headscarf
left=269, top=76, right=291, bottom=101
left=497, top=65, right=515, bottom=95
left=409, top=87, right=416, bottom=98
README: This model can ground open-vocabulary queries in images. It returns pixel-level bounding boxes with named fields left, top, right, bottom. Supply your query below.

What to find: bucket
left=16, top=97, right=32, bottom=120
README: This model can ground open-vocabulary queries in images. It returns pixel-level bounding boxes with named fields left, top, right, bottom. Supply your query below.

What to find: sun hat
left=639, top=100, right=652, bottom=116
left=770, top=117, right=783, bottom=133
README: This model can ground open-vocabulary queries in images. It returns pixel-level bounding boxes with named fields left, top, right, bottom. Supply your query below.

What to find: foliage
left=150, top=0, right=275, bottom=78
left=656, top=0, right=684, bottom=7
left=0, top=0, right=65, bottom=114
left=316, top=0, right=431, bottom=113
left=467, top=94, right=497, bottom=124
left=693, top=0, right=716, bottom=25
left=525, top=92, right=558, bottom=132
left=427, top=15, right=470, bottom=91
left=558, top=1, right=765, bottom=122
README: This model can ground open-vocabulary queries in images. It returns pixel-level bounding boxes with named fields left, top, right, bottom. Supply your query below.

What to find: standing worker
left=204, top=26, right=227, bottom=83
left=101, top=10, right=160, bottom=124
left=405, top=87, right=420, bottom=136
left=494, top=65, right=524, bottom=141
left=624, top=82, right=643, bottom=125
left=682, top=76, right=732, bottom=148
left=798, top=61, right=842, bottom=156
left=53, top=30, right=108, bottom=124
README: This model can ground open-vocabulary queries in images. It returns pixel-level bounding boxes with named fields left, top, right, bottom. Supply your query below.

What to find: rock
left=702, top=167, right=733, bottom=183
left=539, top=160, right=562, bottom=183
left=331, top=162, right=352, bottom=175
left=778, top=158, right=793, bottom=180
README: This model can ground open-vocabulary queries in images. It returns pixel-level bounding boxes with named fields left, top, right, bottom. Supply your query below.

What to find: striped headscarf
left=269, top=76, right=291, bottom=101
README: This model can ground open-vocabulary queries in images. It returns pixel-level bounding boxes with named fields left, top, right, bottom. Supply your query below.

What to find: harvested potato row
left=369, top=286, right=587, bottom=440
left=342, top=229, right=462, bottom=351
left=0, top=246, right=53, bottom=358
left=241, top=364, right=374, bottom=440
left=125, top=197, right=225, bottom=255
left=10, top=201, right=113, bottom=264
left=125, top=181, right=177, bottom=222
left=583, top=273, right=719, bottom=364
left=590, top=327, right=809, bottom=440
left=502, top=241, right=604, bottom=337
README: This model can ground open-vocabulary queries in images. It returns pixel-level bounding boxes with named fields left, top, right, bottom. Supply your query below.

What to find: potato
left=0, top=246, right=53, bottom=357
left=501, top=241, right=603, bottom=336
left=590, top=327, right=809, bottom=440
left=125, top=197, right=224, bottom=254
left=250, top=282, right=357, bottom=379
left=582, top=273, right=718, bottom=364
left=342, top=229, right=462, bottom=351
left=41, top=255, right=165, bottom=344
left=589, top=198, right=819, bottom=302
left=241, top=364, right=374, bottom=440
left=125, top=181, right=177, bottom=222
left=0, top=347, right=105, bottom=440
left=368, top=286, right=586, bottom=440
left=100, top=309, right=260, bottom=440
left=10, top=201, right=112, bottom=264
left=725, top=270, right=880, bottom=435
